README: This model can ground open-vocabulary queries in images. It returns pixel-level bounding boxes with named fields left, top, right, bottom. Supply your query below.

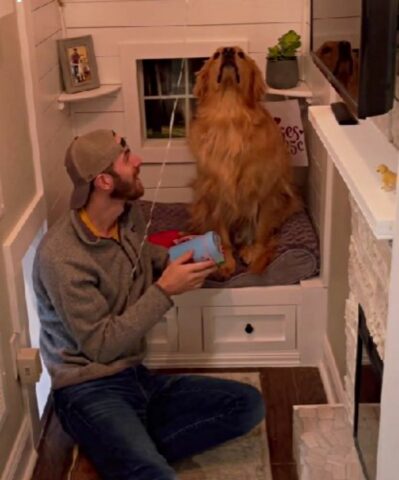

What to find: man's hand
left=156, top=251, right=217, bottom=296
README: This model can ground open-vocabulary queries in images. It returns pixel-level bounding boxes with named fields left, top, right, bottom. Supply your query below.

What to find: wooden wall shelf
left=266, top=81, right=312, bottom=98
left=58, top=84, right=121, bottom=110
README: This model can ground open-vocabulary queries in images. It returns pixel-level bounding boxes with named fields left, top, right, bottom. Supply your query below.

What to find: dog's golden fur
left=315, top=41, right=359, bottom=99
left=188, top=46, right=302, bottom=278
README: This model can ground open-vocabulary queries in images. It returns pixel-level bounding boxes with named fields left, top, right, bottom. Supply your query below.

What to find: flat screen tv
left=311, top=0, right=397, bottom=123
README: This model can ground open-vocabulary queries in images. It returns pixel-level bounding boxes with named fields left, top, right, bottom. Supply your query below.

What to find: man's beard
left=110, top=173, right=144, bottom=202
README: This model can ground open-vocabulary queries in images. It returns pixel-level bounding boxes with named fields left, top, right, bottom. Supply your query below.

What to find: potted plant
left=266, top=30, right=301, bottom=89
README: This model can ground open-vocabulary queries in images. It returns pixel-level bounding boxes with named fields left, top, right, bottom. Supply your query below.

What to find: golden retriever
left=315, top=41, right=359, bottom=99
left=188, top=46, right=302, bottom=278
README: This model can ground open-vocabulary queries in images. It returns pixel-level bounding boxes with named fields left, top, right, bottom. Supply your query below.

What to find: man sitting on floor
left=32, top=129, right=265, bottom=480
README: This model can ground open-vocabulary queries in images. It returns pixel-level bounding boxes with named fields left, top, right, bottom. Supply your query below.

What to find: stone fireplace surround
left=293, top=197, right=391, bottom=480
left=344, top=198, right=391, bottom=424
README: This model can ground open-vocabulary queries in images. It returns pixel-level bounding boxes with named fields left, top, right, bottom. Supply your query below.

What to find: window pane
left=189, top=98, right=199, bottom=121
left=188, top=57, right=208, bottom=92
left=144, top=99, right=186, bottom=138
left=143, top=59, right=185, bottom=96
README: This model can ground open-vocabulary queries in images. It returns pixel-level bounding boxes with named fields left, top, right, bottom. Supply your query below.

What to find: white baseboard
left=319, top=335, right=346, bottom=404
left=145, top=351, right=301, bottom=368
left=2, top=416, right=38, bottom=480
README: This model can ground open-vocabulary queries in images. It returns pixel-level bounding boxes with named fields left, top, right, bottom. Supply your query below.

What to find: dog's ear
left=249, top=59, right=266, bottom=106
left=193, top=58, right=211, bottom=100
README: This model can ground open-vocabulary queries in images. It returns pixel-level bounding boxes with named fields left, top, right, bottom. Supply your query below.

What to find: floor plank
left=260, top=368, right=297, bottom=464
left=31, top=367, right=327, bottom=480
left=292, top=367, right=328, bottom=405
left=271, top=463, right=298, bottom=480
left=32, top=406, right=75, bottom=480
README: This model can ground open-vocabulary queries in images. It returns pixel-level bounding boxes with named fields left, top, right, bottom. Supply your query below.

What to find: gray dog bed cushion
left=139, top=201, right=320, bottom=288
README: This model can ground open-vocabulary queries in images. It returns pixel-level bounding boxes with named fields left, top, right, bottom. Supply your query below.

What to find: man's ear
left=94, top=173, right=114, bottom=192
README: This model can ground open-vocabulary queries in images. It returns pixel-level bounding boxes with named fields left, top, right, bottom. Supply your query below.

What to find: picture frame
left=57, top=35, right=100, bottom=94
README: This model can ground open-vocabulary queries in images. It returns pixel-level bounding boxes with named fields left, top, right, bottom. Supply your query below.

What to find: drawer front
left=203, top=305, right=296, bottom=353
left=146, top=307, right=178, bottom=353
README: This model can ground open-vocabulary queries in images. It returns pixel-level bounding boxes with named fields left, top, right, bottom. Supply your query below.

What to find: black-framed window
left=140, top=58, right=207, bottom=139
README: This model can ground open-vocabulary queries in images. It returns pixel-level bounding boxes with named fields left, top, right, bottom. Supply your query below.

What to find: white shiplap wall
left=59, top=0, right=309, bottom=200
left=28, top=0, right=74, bottom=224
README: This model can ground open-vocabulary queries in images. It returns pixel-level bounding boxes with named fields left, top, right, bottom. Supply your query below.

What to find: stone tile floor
left=293, top=404, right=365, bottom=480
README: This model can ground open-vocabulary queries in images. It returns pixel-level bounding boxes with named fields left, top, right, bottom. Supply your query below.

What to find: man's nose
left=130, top=153, right=142, bottom=168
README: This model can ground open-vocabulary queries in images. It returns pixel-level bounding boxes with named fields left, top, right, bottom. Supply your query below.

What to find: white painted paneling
left=47, top=184, right=72, bottom=224
left=68, top=23, right=303, bottom=57
left=73, top=111, right=126, bottom=136
left=42, top=171, right=71, bottom=216
left=32, top=0, right=61, bottom=46
left=143, top=187, right=193, bottom=203
left=35, top=30, right=61, bottom=80
left=64, top=0, right=187, bottom=28
left=1, top=416, right=37, bottom=480
left=65, top=0, right=302, bottom=28
left=38, top=99, right=69, bottom=146
left=96, top=56, right=121, bottom=84
left=0, top=0, right=13, bottom=18
left=146, top=308, right=178, bottom=353
left=37, top=66, right=62, bottom=113
left=58, top=0, right=309, bottom=197
left=71, top=90, right=124, bottom=113
left=0, top=335, right=7, bottom=428
left=0, top=180, right=4, bottom=220
left=3, top=195, right=46, bottom=334
left=42, top=162, right=67, bottom=206
left=186, top=0, right=303, bottom=25
left=44, top=120, right=74, bottom=174
left=251, top=52, right=266, bottom=80
left=40, top=122, right=73, bottom=209
left=140, top=163, right=195, bottom=188
left=31, top=0, right=54, bottom=11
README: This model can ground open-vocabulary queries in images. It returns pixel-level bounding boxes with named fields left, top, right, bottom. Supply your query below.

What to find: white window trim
left=120, top=39, right=248, bottom=164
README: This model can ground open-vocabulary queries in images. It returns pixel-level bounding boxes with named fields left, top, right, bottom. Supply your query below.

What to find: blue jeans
left=53, top=365, right=265, bottom=480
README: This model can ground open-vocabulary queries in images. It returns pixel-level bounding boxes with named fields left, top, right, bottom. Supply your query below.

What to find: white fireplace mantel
left=309, top=105, right=399, bottom=240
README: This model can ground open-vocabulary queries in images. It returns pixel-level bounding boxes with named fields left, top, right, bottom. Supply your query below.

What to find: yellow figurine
left=376, top=164, right=397, bottom=192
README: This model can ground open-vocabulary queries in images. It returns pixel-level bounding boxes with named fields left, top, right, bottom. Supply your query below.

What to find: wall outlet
left=16, top=348, right=42, bottom=384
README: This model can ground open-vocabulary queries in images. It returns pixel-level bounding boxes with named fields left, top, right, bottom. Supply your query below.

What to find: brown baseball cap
left=65, top=129, right=124, bottom=209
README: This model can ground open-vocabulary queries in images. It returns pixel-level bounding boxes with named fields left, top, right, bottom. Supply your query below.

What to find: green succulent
left=267, top=30, right=302, bottom=60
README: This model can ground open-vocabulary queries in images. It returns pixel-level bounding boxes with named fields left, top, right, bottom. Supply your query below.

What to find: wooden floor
left=32, top=367, right=327, bottom=480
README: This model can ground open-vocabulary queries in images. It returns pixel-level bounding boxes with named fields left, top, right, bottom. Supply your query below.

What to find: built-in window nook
left=120, top=40, right=248, bottom=164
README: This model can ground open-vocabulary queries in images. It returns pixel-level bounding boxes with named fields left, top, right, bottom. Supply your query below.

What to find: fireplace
left=354, top=305, right=384, bottom=480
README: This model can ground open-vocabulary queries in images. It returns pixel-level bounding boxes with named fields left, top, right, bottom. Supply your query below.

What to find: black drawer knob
left=245, top=323, right=254, bottom=334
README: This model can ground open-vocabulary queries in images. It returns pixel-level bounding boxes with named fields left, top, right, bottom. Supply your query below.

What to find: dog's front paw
left=212, top=250, right=236, bottom=280
left=240, top=242, right=276, bottom=273
left=239, top=245, right=258, bottom=265
left=215, top=261, right=236, bottom=279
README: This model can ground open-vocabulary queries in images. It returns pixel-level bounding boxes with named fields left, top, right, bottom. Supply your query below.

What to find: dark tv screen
left=311, top=0, right=397, bottom=119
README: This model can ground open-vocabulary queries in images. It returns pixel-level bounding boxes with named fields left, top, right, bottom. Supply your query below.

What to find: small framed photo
left=57, top=35, right=100, bottom=94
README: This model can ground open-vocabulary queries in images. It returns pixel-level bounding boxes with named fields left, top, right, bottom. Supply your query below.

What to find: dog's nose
left=222, top=47, right=235, bottom=59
